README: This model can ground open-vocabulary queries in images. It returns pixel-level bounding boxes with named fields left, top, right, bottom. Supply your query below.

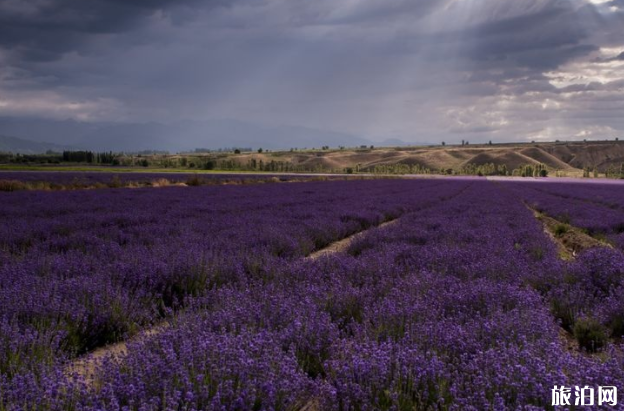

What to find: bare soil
left=532, top=210, right=611, bottom=259
left=66, top=322, right=169, bottom=385
left=306, top=219, right=399, bottom=260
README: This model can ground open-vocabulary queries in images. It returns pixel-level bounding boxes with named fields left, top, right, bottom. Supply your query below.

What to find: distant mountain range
left=0, top=117, right=420, bottom=153
left=0, top=135, right=75, bottom=154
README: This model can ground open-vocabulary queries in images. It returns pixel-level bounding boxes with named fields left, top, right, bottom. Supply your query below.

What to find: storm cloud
left=0, top=0, right=623, bottom=146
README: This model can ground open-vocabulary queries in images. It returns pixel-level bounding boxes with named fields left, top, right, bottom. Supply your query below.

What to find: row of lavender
left=501, top=181, right=624, bottom=349
left=0, top=171, right=349, bottom=191
left=339, top=181, right=624, bottom=407
left=0, top=179, right=466, bottom=405
left=5, top=181, right=624, bottom=409
left=503, top=181, right=624, bottom=250
left=529, top=180, right=624, bottom=211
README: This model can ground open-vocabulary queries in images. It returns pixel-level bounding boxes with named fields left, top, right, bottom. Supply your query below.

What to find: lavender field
left=502, top=181, right=624, bottom=251
left=1, top=177, right=624, bottom=410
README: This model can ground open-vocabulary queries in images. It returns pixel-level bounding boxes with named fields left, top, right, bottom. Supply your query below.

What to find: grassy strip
left=0, top=175, right=380, bottom=192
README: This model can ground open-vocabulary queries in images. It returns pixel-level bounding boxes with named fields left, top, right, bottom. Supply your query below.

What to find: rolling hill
left=214, top=141, right=624, bottom=175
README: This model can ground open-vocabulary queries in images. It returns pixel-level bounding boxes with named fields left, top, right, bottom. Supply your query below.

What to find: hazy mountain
left=0, top=118, right=100, bottom=146
left=0, top=117, right=405, bottom=152
left=0, top=135, right=75, bottom=154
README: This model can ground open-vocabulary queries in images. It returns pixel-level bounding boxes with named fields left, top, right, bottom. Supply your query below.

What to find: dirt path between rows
left=528, top=206, right=611, bottom=260
left=306, top=219, right=399, bottom=260
left=66, top=322, right=169, bottom=384
left=67, top=217, right=401, bottom=386
left=527, top=205, right=617, bottom=357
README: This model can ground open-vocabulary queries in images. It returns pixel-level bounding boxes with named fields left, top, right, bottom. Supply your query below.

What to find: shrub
left=609, top=314, right=624, bottom=338
left=557, top=212, right=571, bottom=224
left=108, top=175, right=123, bottom=188
left=553, top=223, right=569, bottom=237
left=186, top=175, right=203, bottom=186
left=0, top=179, right=26, bottom=192
left=573, top=317, right=608, bottom=353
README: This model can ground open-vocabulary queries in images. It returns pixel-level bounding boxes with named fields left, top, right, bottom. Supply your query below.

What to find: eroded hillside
left=218, top=141, right=624, bottom=175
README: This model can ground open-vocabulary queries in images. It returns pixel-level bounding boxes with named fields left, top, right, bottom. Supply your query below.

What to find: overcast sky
left=0, top=0, right=623, bottom=144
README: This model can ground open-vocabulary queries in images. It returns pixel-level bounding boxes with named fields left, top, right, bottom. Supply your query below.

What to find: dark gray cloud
left=468, top=6, right=595, bottom=70
left=0, top=0, right=212, bottom=61
left=0, top=0, right=623, bottom=145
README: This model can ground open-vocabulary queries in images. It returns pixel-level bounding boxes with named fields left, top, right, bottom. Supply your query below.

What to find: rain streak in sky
left=0, top=0, right=623, bottom=144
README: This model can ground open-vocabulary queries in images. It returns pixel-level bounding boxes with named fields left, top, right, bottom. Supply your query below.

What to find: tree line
left=62, top=151, right=119, bottom=164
